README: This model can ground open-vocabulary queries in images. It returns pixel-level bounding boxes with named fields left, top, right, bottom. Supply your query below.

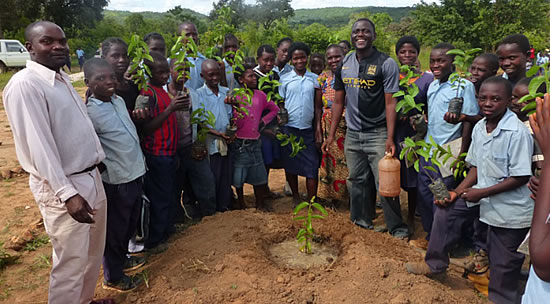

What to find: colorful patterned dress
left=318, top=71, right=349, bottom=202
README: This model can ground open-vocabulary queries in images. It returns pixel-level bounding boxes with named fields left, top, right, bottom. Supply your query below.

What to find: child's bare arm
left=460, top=175, right=529, bottom=203
left=529, top=95, right=550, bottom=282
left=141, top=94, right=189, bottom=136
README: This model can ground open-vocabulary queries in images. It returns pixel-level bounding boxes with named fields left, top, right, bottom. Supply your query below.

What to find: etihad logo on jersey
left=342, top=77, right=377, bottom=89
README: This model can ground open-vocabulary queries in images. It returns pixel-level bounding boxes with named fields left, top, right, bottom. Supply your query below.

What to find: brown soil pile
left=97, top=209, right=484, bottom=304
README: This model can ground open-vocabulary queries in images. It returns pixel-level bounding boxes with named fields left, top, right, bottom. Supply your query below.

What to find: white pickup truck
left=0, top=39, right=30, bottom=73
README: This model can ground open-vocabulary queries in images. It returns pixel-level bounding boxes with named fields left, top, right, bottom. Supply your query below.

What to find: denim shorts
left=231, top=139, right=267, bottom=188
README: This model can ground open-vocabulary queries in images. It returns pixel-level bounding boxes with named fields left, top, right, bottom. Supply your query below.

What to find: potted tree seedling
left=293, top=196, right=328, bottom=254
left=445, top=48, right=482, bottom=115
left=223, top=49, right=249, bottom=137
left=258, top=75, right=289, bottom=125
left=190, top=108, right=217, bottom=159
left=517, top=61, right=550, bottom=115
left=393, top=64, right=426, bottom=140
left=400, top=136, right=468, bottom=200
left=128, top=34, right=155, bottom=110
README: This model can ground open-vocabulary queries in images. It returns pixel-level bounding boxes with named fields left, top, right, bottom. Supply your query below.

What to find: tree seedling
left=392, top=64, right=426, bottom=140
left=293, top=196, right=328, bottom=254
left=517, top=61, right=550, bottom=115
left=446, top=48, right=482, bottom=114
left=190, top=108, right=217, bottom=159
left=170, top=34, right=199, bottom=83
left=399, top=136, right=468, bottom=200
left=258, top=73, right=306, bottom=157
left=128, top=34, right=154, bottom=110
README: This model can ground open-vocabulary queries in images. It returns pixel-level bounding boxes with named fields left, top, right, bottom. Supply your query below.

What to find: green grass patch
left=23, top=234, right=50, bottom=252
left=0, top=242, right=20, bottom=270
left=72, top=79, right=86, bottom=88
left=0, top=72, right=15, bottom=90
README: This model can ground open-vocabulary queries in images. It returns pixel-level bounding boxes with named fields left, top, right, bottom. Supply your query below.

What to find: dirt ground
left=0, top=87, right=487, bottom=303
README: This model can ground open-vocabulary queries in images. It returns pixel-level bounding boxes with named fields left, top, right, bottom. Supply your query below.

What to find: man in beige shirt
left=3, top=21, right=112, bottom=304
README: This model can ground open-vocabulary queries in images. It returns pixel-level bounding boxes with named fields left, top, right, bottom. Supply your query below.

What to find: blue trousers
left=144, top=154, right=177, bottom=248
left=345, top=128, right=408, bottom=234
left=425, top=199, right=487, bottom=272
left=102, top=178, right=143, bottom=282
left=174, top=145, right=216, bottom=217
left=416, top=157, right=457, bottom=240
left=487, top=226, right=529, bottom=304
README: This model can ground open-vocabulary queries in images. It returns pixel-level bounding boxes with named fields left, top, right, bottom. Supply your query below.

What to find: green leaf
left=414, top=159, right=420, bottom=172
left=527, top=65, right=541, bottom=78
left=404, top=137, right=415, bottom=147
left=312, top=203, right=328, bottom=216
left=424, top=166, right=437, bottom=173
left=393, top=91, right=405, bottom=98
left=293, top=216, right=306, bottom=221
left=446, top=49, right=465, bottom=57
left=293, top=202, right=309, bottom=214
left=529, top=76, right=545, bottom=96
left=310, top=215, right=325, bottom=219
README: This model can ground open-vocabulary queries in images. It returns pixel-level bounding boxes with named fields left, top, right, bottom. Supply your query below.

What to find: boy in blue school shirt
left=279, top=42, right=323, bottom=204
left=192, top=59, right=233, bottom=211
left=408, top=76, right=533, bottom=304
left=84, top=58, right=146, bottom=292
left=412, top=43, right=479, bottom=248
left=177, top=21, right=206, bottom=90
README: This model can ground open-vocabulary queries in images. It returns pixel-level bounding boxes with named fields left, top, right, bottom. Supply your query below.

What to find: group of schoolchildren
left=79, top=17, right=549, bottom=302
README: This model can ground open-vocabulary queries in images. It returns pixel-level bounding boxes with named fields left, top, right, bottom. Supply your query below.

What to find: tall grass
left=0, top=72, right=15, bottom=91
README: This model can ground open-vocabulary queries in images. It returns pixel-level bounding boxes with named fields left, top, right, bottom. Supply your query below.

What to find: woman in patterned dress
left=318, top=44, right=349, bottom=206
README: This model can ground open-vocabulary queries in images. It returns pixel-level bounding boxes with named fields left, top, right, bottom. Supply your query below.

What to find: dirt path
left=0, top=88, right=487, bottom=303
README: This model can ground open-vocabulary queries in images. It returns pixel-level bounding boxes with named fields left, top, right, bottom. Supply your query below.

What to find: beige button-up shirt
left=3, top=60, right=105, bottom=202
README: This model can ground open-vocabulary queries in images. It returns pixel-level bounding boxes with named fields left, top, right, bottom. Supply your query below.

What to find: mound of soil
left=97, top=209, right=484, bottom=304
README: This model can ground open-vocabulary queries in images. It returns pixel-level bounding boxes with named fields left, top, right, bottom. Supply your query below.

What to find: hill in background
left=104, top=6, right=413, bottom=28
left=289, top=6, right=413, bottom=27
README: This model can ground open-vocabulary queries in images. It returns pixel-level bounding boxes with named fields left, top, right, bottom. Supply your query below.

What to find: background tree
left=210, top=0, right=249, bottom=29
left=250, top=0, right=294, bottom=30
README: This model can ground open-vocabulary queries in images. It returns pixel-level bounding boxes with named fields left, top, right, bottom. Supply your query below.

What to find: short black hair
left=433, top=42, right=456, bottom=59
left=277, top=37, right=293, bottom=48
left=395, top=36, right=420, bottom=55
left=223, top=33, right=239, bottom=48
left=234, top=62, right=256, bottom=85
left=101, top=37, right=127, bottom=58
left=288, top=42, right=310, bottom=58
left=144, top=32, right=165, bottom=44
left=475, top=53, right=499, bottom=74
left=353, top=18, right=376, bottom=34
left=480, top=75, right=513, bottom=98
left=177, top=21, right=197, bottom=36
left=243, top=56, right=256, bottom=66
left=516, top=77, right=546, bottom=94
left=496, top=34, right=531, bottom=54
left=83, top=57, right=113, bottom=79
left=24, top=20, right=60, bottom=42
left=327, top=44, right=344, bottom=54
left=144, top=51, right=167, bottom=70
left=310, top=53, right=324, bottom=63
left=338, top=40, right=351, bottom=49
left=256, top=44, right=275, bottom=58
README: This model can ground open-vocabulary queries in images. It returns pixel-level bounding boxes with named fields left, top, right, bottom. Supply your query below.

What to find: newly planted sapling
left=190, top=108, right=217, bottom=159
left=293, top=196, right=328, bottom=254
left=446, top=48, right=482, bottom=114
left=393, top=65, right=426, bottom=140
left=128, top=34, right=154, bottom=110
left=517, top=61, right=550, bottom=115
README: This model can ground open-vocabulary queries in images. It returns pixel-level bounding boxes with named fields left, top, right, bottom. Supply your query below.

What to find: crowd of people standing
left=2, top=16, right=550, bottom=304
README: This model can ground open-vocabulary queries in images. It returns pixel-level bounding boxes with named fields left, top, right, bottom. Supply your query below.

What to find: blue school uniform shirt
left=185, top=52, right=206, bottom=90
left=273, top=63, right=293, bottom=77
left=426, top=78, right=479, bottom=145
left=191, top=84, right=231, bottom=155
left=279, top=69, right=320, bottom=129
left=223, top=58, right=240, bottom=90
left=86, top=95, right=146, bottom=185
left=465, top=109, right=534, bottom=229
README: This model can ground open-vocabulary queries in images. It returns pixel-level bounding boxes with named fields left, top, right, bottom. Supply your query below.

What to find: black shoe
left=102, top=274, right=143, bottom=292
left=123, top=256, right=146, bottom=273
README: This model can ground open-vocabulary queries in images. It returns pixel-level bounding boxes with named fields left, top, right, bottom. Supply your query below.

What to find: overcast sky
left=107, top=0, right=429, bottom=14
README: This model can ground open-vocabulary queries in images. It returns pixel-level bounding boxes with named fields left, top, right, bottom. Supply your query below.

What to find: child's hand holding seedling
left=167, top=93, right=191, bottom=113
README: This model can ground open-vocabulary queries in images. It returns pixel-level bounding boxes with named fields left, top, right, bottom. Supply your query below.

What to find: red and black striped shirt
left=141, top=85, right=178, bottom=156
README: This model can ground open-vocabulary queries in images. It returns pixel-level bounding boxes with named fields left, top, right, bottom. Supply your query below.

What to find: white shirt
left=522, top=266, right=550, bottom=304
left=3, top=60, right=105, bottom=202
